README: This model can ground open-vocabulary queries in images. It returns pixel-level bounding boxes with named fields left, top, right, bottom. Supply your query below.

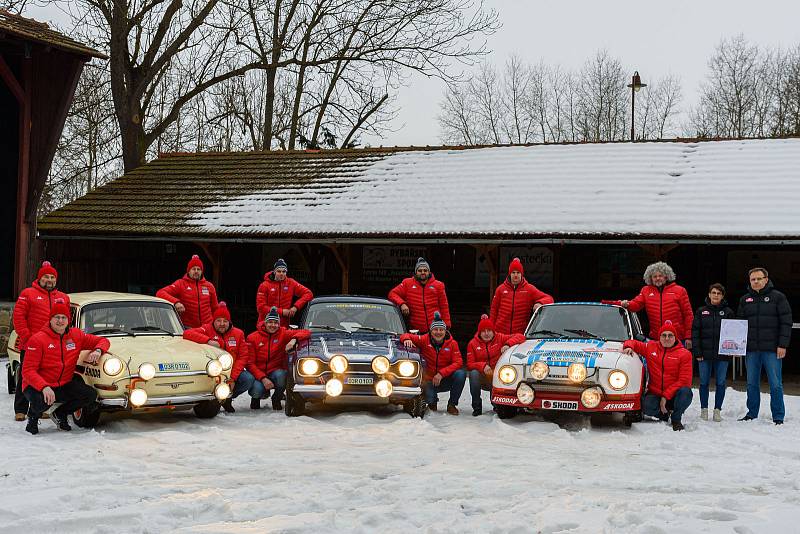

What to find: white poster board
left=718, top=319, right=749, bottom=356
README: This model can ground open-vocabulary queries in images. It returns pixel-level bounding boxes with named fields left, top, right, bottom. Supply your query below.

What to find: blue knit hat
left=266, top=306, right=280, bottom=323
left=415, top=257, right=430, bottom=271
left=274, top=258, right=288, bottom=271
left=430, top=311, right=446, bottom=331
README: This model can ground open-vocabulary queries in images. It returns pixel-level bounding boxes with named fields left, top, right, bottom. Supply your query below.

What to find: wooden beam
left=0, top=53, right=24, bottom=103
left=194, top=242, right=221, bottom=290
left=325, top=244, right=350, bottom=294
left=13, top=54, right=31, bottom=296
left=638, top=244, right=680, bottom=259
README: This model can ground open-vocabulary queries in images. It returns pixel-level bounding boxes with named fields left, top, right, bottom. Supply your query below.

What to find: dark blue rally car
left=284, top=295, right=427, bottom=418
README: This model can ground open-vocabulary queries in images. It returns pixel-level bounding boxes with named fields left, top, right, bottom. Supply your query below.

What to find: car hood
left=106, top=335, right=226, bottom=365
left=300, top=332, right=419, bottom=362
left=505, top=338, right=626, bottom=369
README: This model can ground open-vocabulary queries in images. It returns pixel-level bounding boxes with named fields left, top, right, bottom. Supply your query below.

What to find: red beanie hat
left=38, top=260, right=57, bottom=279
left=508, top=257, right=524, bottom=276
left=187, top=254, right=204, bottom=273
left=213, top=301, right=231, bottom=321
left=50, top=301, right=70, bottom=319
left=658, top=320, right=678, bottom=338
left=477, top=313, right=495, bottom=333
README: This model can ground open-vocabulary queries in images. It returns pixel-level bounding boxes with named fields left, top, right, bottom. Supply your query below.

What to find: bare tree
left=635, top=74, right=683, bottom=140
left=0, top=0, right=29, bottom=12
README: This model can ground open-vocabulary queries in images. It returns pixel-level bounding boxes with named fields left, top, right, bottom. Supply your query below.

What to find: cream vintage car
left=6, top=292, right=232, bottom=427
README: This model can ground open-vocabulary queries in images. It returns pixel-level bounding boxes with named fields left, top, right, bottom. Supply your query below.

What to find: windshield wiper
left=564, top=329, right=607, bottom=341
left=310, top=325, right=351, bottom=334
left=528, top=329, right=567, bottom=338
left=130, top=326, right=175, bottom=336
left=91, top=328, right=133, bottom=336
left=355, top=326, right=398, bottom=335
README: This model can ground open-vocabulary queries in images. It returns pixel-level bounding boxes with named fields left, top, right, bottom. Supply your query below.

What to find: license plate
left=158, top=362, right=190, bottom=371
left=541, top=400, right=579, bottom=410
left=345, top=376, right=374, bottom=385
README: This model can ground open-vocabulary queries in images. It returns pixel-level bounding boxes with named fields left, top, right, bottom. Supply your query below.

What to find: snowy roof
left=0, top=10, right=106, bottom=59
left=38, top=138, right=800, bottom=242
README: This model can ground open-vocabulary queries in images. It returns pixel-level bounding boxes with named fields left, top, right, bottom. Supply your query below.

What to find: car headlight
left=300, top=358, right=321, bottom=376
left=397, top=360, right=416, bottom=377
left=371, top=356, right=390, bottom=374
left=567, top=363, right=587, bottom=383
left=218, top=353, right=233, bottom=371
left=103, top=356, right=124, bottom=376
left=608, top=370, right=628, bottom=390
left=214, top=382, right=231, bottom=400
left=129, top=388, right=148, bottom=407
left=531, top=361, right=549, bottom=381
left=498, top=365, right=518, bottom=385
left=329, top=355, right=348, bottom=374
left=206, top=359, right=223, bottom=377
left=516, top=382, right=535, bottom=405
left=325, top=378, right=343, bottom=397
left=581, top=387, right=603, bottom=408
left=138, top=362, right=156, bottom=381
left=375, top=379, right=393, bottom=398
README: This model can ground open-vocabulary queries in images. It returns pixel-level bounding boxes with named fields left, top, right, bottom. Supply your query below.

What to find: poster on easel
left=718, top=319, right=748, bottom=356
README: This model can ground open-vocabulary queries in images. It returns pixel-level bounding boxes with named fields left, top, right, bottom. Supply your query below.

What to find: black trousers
left=14, top=350, right=28, bottom=414
left=23, top=375, right=97, bottom=418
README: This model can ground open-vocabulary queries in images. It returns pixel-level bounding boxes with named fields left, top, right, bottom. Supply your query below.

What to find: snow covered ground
left=0, top=367, right=797, bottom=534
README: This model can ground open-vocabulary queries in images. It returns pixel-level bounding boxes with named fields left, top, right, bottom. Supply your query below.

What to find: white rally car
left=491, top=302, right=647, bottom=426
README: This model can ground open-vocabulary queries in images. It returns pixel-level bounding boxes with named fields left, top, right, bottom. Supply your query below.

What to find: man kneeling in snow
left=622, top=321, right=693, bottom=431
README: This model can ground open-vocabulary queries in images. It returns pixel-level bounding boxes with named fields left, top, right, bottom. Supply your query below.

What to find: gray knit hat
left=415, top=257, right=430, bottom=271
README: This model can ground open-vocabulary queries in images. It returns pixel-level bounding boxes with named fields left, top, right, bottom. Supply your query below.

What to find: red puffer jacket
left=22, top=326, right=110, bottom=391
left=399, top=332, right=462, bottom=380
left=490, top=278, right=553, bottom=335
left=622, top=283, right=693, bottom=341
left=623, top=339, right=693, bottom=400
left=183, top=324, right=251, bottom=380
left=388, top=275, right=451, bottom=333
left=13, top=282, right=71, bottom=347
left=255, top=272, right=314, bottom=327
left=246, top=324, right=311, bottom=380
left=466, top=332, right=526, bottom=371
left=157, top=275, right=219, bottom=328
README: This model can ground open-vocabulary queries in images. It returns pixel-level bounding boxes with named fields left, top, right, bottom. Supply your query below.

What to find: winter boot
left=774, top=420, right=784, bottom=425
left=672, top=421, right=685, bottom=431
left=428, top=403, right=438, bottom=412
left=15, top=412, right=26, bottom=421
left=51, top=410, right=71, bottom=431
left=700, top=408, right=708, bottom=421
left=472, top=407, right=482, bottom=417
left=250, top=398, right=261, bottom=410
left=738, top=414, right=754, bottom=421
left=713, top=409, right=722, bottom=422
left=222, top=398, right=235, bottom=413
left=25, top=416, right=39, bottom=435
left=271, top=397, right=282, bottom=410
left=446, top=403, right=459, bottom=416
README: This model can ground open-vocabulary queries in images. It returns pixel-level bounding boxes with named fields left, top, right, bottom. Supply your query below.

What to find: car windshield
left=526, top=305, right=630, bottom=342
left=302, top=301, right=405, bottom=335
left=80, top=301, right=183, bottom=336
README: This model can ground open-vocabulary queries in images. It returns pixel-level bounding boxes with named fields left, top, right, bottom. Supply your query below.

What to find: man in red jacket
left=255, top=258, right=313, bottom=327
left=12, top=261, right=71, bottom=421
left=490, top=257, right=553, bottom=335
left=623, top=321, right=693, bottom=431
left=616, top=261, right=693, bottom=347
left=157, top=255, right=219, bottom=328
left=22, top=302, right=110, bottom=435
left=389, top=257, right=451, bottom=333
left=246, top=307, right=311, bottom=410
left=466, top=314, right=526, bottom=416
left=401, top=312, right=464, bottom=415
left=183, top=302, right=253, bottom=413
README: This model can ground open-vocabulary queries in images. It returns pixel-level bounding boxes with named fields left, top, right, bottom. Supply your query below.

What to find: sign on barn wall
left=475, top=247, right=554, bottom=288
left=362, top=246, right=427, bottom=283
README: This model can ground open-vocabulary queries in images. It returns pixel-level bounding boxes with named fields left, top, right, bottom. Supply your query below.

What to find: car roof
left=68, top=292, right=171, bottom=306
left=308, top=295, right=395, bottom=306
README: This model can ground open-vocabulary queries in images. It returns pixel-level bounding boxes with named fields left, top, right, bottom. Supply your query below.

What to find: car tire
left=73, top=404, right=102, bottom=428
left=285, top=391, right=306, bottom=417
left=7, top=363, right=15, bottom=395
left=403, top=394, right=427, bottom=418
left=494, top=405, right=518, bottom=419
left=193, top=400, right=221, bottom=419
left=622, top=410, right=642, bottom=427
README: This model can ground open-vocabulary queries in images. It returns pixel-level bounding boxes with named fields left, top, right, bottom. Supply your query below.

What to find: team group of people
left=11, top=252, right=792, bottom=435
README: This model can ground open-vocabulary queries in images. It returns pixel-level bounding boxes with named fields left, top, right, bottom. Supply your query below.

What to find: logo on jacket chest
left=764, top=297, right=770, bottom=302
left=227, top=339, right=237, bottom=347
left=185, top=285, right=193, bottom=291
left=48, top=343, right=55, bottom=349
left=36, top=296, right=43, bottom=300
left=746, top=297, right=754, bottom=302
left=702, top=311, right=710, bottom=315
left=719, top=310, right=725, bottom=316
left=272, top=339, right=279, bottom=344
left=66, top=341, right=76, bottom=350
left=201, top=287, right=209, bottom=295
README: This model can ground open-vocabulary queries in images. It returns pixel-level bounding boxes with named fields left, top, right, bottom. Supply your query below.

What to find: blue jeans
left=249, top=369, right=288, bottom=401
left=643, top=387, right=693, bottom=423
left=698, top=360, right=729, bottom=410
left=467, top=369, right=491, bottom=410
left=423, top=369, right=467, bottom=407
left=232, top=370, right=256, bottom=399
left=745, top=351, right=784, bottom=421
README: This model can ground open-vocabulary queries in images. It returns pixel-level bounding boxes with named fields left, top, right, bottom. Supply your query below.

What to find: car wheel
left=494, top=405, right=518, bottom=419
left=7, top=363, right=15, bottom=394
left=285, top=391, right=306, bottom=417
left=403, top=394, right=427, bottom=418
left=193, top=400, right=221, bottom=419
left=622, top=410, right=642, bottom=427
left=73, top=404, right=102, bottom=428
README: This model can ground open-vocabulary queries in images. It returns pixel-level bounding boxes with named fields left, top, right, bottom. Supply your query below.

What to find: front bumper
left=491, top=385, right=641, bottom=412
left=99, top=392, right=217, bottom=409
left=293, top=384, right=422, bottom=404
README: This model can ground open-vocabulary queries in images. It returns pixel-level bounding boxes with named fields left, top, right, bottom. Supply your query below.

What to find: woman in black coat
left=691, top=283, right=736, bottom=421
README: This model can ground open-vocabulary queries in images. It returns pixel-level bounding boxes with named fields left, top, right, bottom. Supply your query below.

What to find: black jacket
left=737, top=281, right=793, bottom=352
left=691, top=298, right=736, bottom=360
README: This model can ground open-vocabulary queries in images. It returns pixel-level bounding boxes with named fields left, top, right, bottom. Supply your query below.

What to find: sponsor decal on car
left=603, top=402, right=634, bottom=410
left=158, top=362, right=190, bottom=371
left=541, top=400, right=579, bottom=410
left=491, top=395, right=517, bottom=405
left=84, top=367, right=101, bottom=378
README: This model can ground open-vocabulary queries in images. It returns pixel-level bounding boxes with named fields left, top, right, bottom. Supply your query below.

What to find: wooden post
left=326, top=244, right=350, bottom=294
left=194, top=242, right=221, bottom=290
left=473, top=244, right=499, bottom=303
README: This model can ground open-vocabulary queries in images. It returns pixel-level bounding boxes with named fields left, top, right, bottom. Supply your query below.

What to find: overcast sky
left=29, top=0, right=800, bottom=148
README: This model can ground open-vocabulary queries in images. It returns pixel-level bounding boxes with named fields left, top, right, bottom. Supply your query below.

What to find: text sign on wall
left=475, top=246, right=554, bottom=288
left=363, top=246, right=427, bottom=283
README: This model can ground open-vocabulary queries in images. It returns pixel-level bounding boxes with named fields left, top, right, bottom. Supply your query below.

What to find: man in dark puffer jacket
left=737, top=268, right=792, bottom=425
left=691, top=283, right=735, bottom=422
